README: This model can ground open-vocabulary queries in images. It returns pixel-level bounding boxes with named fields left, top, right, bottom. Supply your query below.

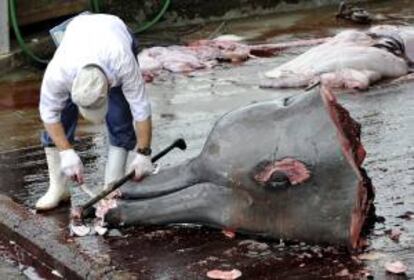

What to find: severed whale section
left=103, top=86, right=374, bottom=249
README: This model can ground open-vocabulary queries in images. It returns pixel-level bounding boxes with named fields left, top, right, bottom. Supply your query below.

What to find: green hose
left=90, top=0, right=171, bottom=33
left=90, top=0, right=101, bottom=13
left=8, top=0, right=50, bottom=64
left=133, top=0, right=171, bottom=34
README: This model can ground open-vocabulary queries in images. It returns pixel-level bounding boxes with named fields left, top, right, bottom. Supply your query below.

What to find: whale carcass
left=102, top=86, right=374, bottom=249
left=262, top=25, right=414, bottom=90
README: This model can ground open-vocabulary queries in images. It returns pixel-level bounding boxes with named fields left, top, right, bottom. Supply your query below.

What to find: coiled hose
left=8, top=0, right=170, bottom=65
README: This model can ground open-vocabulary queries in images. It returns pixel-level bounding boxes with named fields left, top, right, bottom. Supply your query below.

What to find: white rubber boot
left=35, top=147, right=70, bottom=211
left=104, top=145, right=128, bottom=190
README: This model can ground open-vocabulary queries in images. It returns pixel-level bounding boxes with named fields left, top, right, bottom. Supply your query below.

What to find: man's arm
left=44, top=122, right=72, bottom=151
left=135, top=117, right=152, bottom=150
left=131, top=116, right=153, bottom=181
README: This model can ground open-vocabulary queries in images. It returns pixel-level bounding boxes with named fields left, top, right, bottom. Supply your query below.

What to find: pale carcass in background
left=262, top=25, right=414, bottom=90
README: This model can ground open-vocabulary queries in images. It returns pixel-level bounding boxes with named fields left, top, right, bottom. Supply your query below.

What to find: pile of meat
left=138, top=37, right=327, bottom=82
left=138, top=39, right=249, bottom=82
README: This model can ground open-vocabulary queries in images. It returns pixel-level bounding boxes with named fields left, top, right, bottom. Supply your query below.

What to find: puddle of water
left=0, top=136, right=105, bottom=208
left=0, top=79, right=40, bottom=109
left=0, top=67, right=43, bottom=109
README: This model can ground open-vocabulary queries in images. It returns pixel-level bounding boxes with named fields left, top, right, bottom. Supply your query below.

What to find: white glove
left=59, top=149, right=84, bottom=184
left=130, top=152, right=154, bottom=181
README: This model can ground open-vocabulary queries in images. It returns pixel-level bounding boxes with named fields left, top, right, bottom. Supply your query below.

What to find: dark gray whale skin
left=105, top=86, right=374, bottom=249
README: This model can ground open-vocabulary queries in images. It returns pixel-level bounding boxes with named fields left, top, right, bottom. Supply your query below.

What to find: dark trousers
left=41, top=86, right=137, bottom=150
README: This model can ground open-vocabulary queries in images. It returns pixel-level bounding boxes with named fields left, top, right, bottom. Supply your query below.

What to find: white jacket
left=39, top=14, right=150, bottom=123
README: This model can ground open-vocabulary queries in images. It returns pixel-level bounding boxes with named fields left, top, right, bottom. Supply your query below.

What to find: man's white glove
left=130, top=152, right=154, bottom=181
left=59, top=149, right=84, bottom=184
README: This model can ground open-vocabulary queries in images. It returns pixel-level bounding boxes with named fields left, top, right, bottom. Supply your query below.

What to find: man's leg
left=104, top=86, right=136, bottom=188
left=104, top=31, right=139, bottom=188
left=36, top=100, right=79, bottom=210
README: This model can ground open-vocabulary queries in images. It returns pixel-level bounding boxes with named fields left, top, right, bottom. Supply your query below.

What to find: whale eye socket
left=371, top=33, right=406, bottom=57
left=266, top=171, right=291, bottom=189
left=373, top=39, right=404, bottom=57
left=252, top=158, right=311, bottom=188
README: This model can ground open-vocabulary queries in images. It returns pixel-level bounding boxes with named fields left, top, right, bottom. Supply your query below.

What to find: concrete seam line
left=0, top=194, right=136, bottom=279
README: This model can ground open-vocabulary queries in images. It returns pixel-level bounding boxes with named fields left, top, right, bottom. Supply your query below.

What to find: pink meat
left=385, top=261, right=408, bottom=274
left=190, top=40, right=251, bottom=62
left=207, top=269, right=242, bottom=280
left=386, top=228, right=402, bottom=241
left=320, top=69, right=381, bottom=90
left=186, top=45, right=221, bottom=61
left=95, top=198, right=118, bottom=220
left=320, top=86, right=366, bottom=169
left=138, top=37, right=330, bottom=82
left=138, top=38, right=334, bottom=82
left=222, top=228, right=236, bottom=238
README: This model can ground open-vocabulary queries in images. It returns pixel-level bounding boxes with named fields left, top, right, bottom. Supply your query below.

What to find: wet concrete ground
left=0, top=239, right=27, bottom=280
left=0, top=0, right=413, bottom=279
left=0, top=236, right=61, bottom=280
